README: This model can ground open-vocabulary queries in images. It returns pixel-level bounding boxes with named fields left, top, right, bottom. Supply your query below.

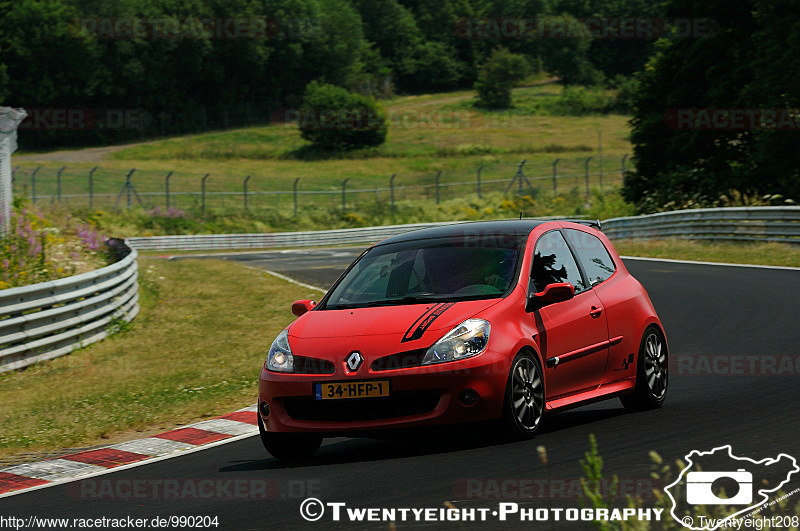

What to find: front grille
left=370, top=348, right=427, bottom=372
left=283, top=391, right=441, bottom=422
left=293, top=356, right=335, bottom=374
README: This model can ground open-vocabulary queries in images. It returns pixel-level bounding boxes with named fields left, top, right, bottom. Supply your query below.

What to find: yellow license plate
left=315, top=380, right=391, bottom=400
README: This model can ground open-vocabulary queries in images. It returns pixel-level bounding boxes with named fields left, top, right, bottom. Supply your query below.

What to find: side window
left=532, top=231, right=587, bottom=293
left=565, top=229, right=616, bottom=286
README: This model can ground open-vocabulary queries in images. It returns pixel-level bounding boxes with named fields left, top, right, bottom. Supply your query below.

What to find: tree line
left=625, top=0, right=800, bottom=210
left=0, top=0, right=656, bottom=148
left=2, top=0, right=798, bottom=210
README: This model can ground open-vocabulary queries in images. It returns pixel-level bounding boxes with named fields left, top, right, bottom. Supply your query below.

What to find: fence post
left=127, top=169, right=134, bottom=208
left=165, top=171, right=173, bottom=208
left=31, top=167, right=40, bottom=204
left=552, top=158, right=560, bottom=195
left=57, top=166, right=66, bottom=204
left=11, top=166, right=18, bottom=188
left=389, top=173, right=396, bottom=209
left=584, top=156, right=592, bottom=197
left=598, top=131, right=603, bottom=189
left=201, top=174, right=210, bottom=214
left=621, top=153, right=629, bottom=177
left=477, top=165, right=483, bottom=199
left=342, top=178, right=349, bottom=211
left=435, top=171, right=442, bottom=205
left=89, top=166, right=97, bottom=208
left=243, top=175, right=251, bottom=211
left=293, top=178, right=299, bottom=215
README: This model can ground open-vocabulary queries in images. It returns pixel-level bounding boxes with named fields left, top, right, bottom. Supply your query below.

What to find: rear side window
left=532, top=231, right=587, bottom=293
left=565, top=229, right=616, bottom=286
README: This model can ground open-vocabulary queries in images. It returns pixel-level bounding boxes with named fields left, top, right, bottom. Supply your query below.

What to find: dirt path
left=14, top=142, right=149, bottom=164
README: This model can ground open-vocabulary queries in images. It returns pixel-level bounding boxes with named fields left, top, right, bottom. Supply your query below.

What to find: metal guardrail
left=4, top=207, right=791, bottom=372
left=126, top=207, right=800, bottom=252
left=0, top=243, right=139, bottom=372
left=125, top=217, right=593, bottom=251
left=125, top=222, right=456, bottom=251
left=602, top=206, right=800, bottom=243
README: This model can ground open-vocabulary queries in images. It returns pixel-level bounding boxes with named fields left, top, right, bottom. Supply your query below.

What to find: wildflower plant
left=0, top=203, right=109, bottom=290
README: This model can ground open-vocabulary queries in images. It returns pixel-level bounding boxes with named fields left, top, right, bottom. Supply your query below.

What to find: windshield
left=322, top=235, right=524, bottom=310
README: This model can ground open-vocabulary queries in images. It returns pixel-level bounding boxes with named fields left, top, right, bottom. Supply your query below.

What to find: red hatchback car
left=258, top=220, right=668, bottom=459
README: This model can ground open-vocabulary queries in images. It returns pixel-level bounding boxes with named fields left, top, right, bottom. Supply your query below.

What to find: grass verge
left=0, top=258, right=317, bottom=465
left=614, top=239, right=800, bottom=268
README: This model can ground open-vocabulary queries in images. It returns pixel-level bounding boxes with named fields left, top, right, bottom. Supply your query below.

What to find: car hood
left=288, top=299, right=497, bottom=341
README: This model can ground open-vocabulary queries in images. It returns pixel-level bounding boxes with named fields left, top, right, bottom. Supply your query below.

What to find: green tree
left=738, top=0, right=800, bottom=201
left=623, top=0, right=764, bottom=211
left=0, top=0, right=102, bottom=143
left=300, top=0, right=367, bottom=88
left=352, top=0, right=422, bottom=65
left=398, top=41, right=465, bottom=93
left=298, top=81, right=387, bottom=150
left=536, top=15, right=604, bottom=86
left=474, top=47, right=528, bottom=108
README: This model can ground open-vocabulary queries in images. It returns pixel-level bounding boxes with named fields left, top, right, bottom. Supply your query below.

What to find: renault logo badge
left=346, top=351, right=363, bottom=372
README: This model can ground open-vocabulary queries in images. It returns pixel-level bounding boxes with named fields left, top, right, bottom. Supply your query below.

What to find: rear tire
left=502, top=352, right=545, bottom=437
left=620, top=326, right=668, bottom=411
left=258, top=415, right=322, bottom=460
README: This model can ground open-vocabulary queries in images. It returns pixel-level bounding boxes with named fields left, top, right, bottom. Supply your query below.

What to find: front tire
left=258, top=415, right=322, bottom=460
left=620, top=326, right=668, bottom=411
left=502, top=352, right=545, bottom=437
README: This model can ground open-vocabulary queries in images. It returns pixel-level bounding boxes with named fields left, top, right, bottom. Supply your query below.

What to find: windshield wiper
left=323, top=294, right=446, bottom=310
left=364, top=295, right=446, bottom=307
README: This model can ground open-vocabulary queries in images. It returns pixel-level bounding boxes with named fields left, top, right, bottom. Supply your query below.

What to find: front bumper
left=258, top=350, right=511, bottom=434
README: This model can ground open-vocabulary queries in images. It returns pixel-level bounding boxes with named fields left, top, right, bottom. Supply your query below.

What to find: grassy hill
left=14, top=83, right=635, bottom=234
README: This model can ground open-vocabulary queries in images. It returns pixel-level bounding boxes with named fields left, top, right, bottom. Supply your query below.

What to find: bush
left=474, top=47, right=528, bottom=109
left=298, top=81, right=387, bottom=150
left=552, top=85, right=615, bottom=115
left=609, top=75, right=638, bottom=113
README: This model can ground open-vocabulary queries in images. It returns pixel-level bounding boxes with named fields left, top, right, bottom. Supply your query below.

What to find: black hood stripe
left=401, top=302, right=455, bottom=343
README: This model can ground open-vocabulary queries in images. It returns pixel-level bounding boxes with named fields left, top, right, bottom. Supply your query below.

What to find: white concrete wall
left=0, top=108, right=27, bottom=233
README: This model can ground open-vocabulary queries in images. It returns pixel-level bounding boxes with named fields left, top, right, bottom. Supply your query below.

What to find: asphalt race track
left=2, top=249, right=799, bottom=530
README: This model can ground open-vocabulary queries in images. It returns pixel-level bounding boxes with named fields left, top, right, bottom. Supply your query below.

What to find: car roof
left=375, top=219, right=554, bottom=246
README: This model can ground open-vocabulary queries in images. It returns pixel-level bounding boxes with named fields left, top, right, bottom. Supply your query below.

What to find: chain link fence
left=12, top=154, right=629, bottom=214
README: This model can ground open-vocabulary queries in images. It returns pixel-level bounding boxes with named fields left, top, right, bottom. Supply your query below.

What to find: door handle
left=590, top=306, right=603, bottom=318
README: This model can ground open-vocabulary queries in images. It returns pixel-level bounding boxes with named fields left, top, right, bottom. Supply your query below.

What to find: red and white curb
left=0, top=405, right=259, bottom=498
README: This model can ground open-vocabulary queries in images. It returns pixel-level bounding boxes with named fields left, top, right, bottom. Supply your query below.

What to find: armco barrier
left=602, top=206, right=800, bottom=243
left=125, top=207, right=800, bottom=252
left=0, top=242, right=139, bottom=372
left=125, top=222, right=457, bottom=251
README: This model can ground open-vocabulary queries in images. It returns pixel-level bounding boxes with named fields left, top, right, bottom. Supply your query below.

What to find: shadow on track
left=220, top=406, right=629, bottom=471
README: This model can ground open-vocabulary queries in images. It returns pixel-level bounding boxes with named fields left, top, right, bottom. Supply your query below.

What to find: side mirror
left=525, top=282, right=574, bottom=312
left=291, top=299, right=316, bottom=317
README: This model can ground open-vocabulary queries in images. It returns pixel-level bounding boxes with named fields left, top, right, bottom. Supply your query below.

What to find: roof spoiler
left=566, top=219, right=602, bottom=230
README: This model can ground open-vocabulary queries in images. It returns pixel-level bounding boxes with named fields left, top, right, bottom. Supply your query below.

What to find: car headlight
left=421, top=319, right=491, bottom=365
left=266, top=329, right=294, bottom=372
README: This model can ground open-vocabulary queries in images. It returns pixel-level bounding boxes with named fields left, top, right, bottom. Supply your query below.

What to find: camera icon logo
left=686, top=469, right=753, bottom=505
